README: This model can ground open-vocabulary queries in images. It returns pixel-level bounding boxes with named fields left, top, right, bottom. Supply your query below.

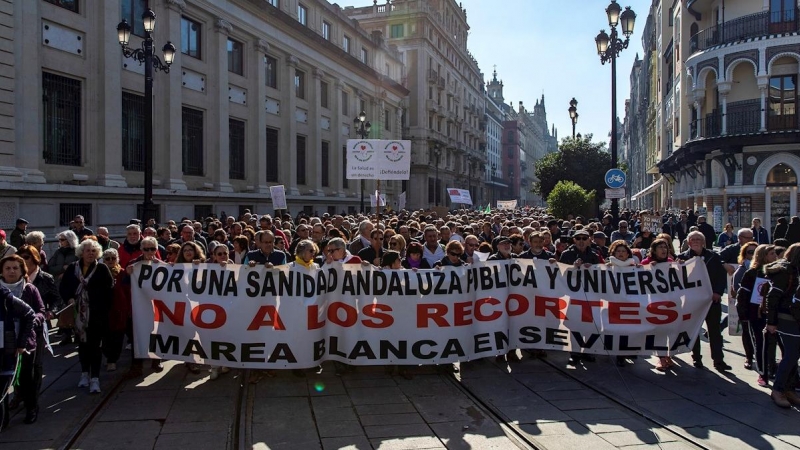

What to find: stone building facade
left=0, top=0, right=407, bottom=233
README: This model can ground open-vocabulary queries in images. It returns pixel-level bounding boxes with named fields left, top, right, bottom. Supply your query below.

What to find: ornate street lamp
left=117, top=10, right=175, bottom=224
left=353, top=111, right=371, bottom=213
left=568, top=98, right=579, bottom=139
left=595, top=0, right=636, bottom=223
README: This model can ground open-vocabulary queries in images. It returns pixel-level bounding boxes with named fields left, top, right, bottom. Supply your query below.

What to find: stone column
left=282, top=54, right=299, bottom=195
left=12, top=0, right=44, bottom=183
left=254, top=39, right=270, bottom=194
left=309, top=68, right=323, bottom=195
left=98, top=0, right=126, bottom=187
left=757, top=74, right=769, bottom=132
left=332, top=80, right=344, bottom=196
left=718, top=81, right=731, bottom=136
left=161, top=0, right=187, bottom=190
left=210, top=18, right=233, bottom=192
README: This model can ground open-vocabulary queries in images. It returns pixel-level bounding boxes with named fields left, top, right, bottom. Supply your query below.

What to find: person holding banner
left=677, top=231, right=730, bottom=371
left=518, top=232, right=554, bottom=261
left=641, top=238, right=676, bottom=371
left=421, top=227, right=446, bottom=266
left=246, top=231, right=287, bottom=267
left=438, top=241, right=466, bottom=267
left=323, top=238, right=362, bottom=265
left=737, top=244, right=778, bottom=387
left=357, top=229, right=386, bottom=267
left=401, top=242, right=432, bottom=270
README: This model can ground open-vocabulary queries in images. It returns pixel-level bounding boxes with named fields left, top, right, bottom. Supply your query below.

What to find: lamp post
left=433, top=145, right=441, bottom=207
left=595, top=0, right=636, bottom=223
left=568, top=98, right=579, bottom=139
left=117, top=10, right=175, bottom=225
left=353, top=111, right=371, bottom=214
left=491, top=163, right=497, bottom=208
left=509, top=169, right=514, bottom=201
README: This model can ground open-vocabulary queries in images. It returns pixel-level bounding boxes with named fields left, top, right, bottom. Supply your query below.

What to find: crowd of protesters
left=1, top=205, right=800, bottom=431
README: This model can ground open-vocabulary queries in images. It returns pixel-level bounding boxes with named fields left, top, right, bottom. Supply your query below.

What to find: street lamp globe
left=162, top=42, right=176, bottom=65
left=568, top=98, right=578, bottom=120
left=364, top=121, right=371, bottom=133
left=116, top=20, right=131, bottom=46
left=358, top=110, right=367, bottom=123
left=595, top=30, right=610, bottom=55
left=142, top=9, right=156, bottom=33
left=606, top=0, right=622, bottom=27
left=620, top=7, right=637, bottom=37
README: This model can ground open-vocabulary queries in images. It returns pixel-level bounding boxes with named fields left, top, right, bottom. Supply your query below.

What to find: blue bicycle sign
left=605, top=168, right=626, bottom=188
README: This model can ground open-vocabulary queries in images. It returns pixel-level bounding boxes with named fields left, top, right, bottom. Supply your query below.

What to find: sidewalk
left=0, top=324, right=797, bottom=449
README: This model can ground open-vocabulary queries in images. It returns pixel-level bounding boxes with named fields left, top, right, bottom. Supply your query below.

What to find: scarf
left=0, top=278, right=24, bottom=298
left=73, top=261, right=98, bottom=343
left=294, top=255, right=314, bottom=269
left=406, top=256, right=422, bottom=268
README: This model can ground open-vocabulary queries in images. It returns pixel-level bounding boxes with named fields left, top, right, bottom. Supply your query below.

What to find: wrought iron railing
left=690, top=9, right=799, bottom=54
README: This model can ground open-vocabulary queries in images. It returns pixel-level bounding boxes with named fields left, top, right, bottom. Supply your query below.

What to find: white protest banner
left=752, top=277, right=769, bottom=304
left=132, top=259, right=713, bottom=369
left=447, top=188, right=473, bottom=205
left=398, top=191, right=406, bottom=210
left=346, top=140, right=411, bottom=180
left=269, top=185, right=287, bottom=210
left=497, top=200, right=517, bottom=210
left=639, top=213, right=661, bottom=233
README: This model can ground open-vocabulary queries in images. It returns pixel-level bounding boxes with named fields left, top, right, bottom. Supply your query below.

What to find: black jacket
left=559, top=245, right=603, bottom=265
left=677, top=248, right=727, bottom=296
left=786, top=219, right=800, bottom=245
left=0, top=285, right=34, bottom=373
left=58, top=260, right=114, bottom=331
left=763, top=260, right=798, bottom=325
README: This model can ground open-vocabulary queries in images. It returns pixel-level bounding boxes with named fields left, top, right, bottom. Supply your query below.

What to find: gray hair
left=102, top=248, right=119, bottom=260
left=326, top=237, right=347, bottom=250
left=126, top=223, right=141, bottom=232
left=295, top=239, right=318, bottom=256
left=357, top=220, right=372, bottom=236
left=75, top=238, right=102, bottom=258
left=738, top=228, right=753, bottom=238
left=141, top=236, right=158, bottom=248
left=687, top=230, right=705, bottom=244
left=24, top=231, right=45, bottom=246
left=58, top=230, right=79, bottom=249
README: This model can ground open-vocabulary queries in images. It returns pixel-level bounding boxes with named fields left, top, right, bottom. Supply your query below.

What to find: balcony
left=438, top=77, right=446, bottom=89
left=689, top=98, right=799, bottom=140
left=690, top=9, right=799, bottom=55
left=428, top=69, right=438, bottom=82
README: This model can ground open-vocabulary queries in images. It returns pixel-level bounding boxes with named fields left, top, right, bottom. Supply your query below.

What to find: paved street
left=1, top=320, right=798, bottom=450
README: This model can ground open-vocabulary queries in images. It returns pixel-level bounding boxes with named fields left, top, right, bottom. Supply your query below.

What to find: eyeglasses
left=215, top=252, right=229, bottom=257
left=326, top=248, right=342, bottom=254
left=58, top=238, right=66, bottom=242
left=746, top=250, right=755, bottom=255
left=573, top=236, right=589, bottom=241
left=448, top=252, right=463, bottom=257
left=142, top=247, right=157, bottom=252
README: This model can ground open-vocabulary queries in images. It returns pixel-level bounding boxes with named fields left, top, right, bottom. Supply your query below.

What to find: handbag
left=55, top=300, right=75, bottom=329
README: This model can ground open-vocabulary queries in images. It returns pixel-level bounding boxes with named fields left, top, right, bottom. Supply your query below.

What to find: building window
left=320, top=81, right=329, bottom=109
left=181, top=107, right=204, bottom=176
left=60, top=204, right=91, bottom=227
left=267, top=0, right=278, bottom=6
left=265, top=55, right=277, bottom=89
left=769, top=75, right=797, bottom=130
left=322, top=21, right=331, bottom=41
left=321, top=141, right=330, bottom=187
left=121, top=92, right=145, bottom=171
left=428, top=178, right=436, bottom=203
left=295, top=70, right=305, bottom=99
left=45, top=0, right=79, bottom=13
left=343, top=35, right=351, bottom=53
left=361, top=47, right=368, bottom=64
left=229, top=118, right=245, bottom=180
left=296, top=135, right=307, bottom=185
left=266, top=127, right=279, bottom=182
left=194, top=205, right=213, bottom=221
left=43, top=72, right=81, bottom=166
left=298, top=4, right=308, bottom=26
left=227, top=38, right=244, bottom=75
left=342, top=91, right=349, bottom=116
left=390, top=24, right=404, bottom=38
left=384, top=109, right=391, bottom=131
left=181, top=17, right=201, bottom=59
left=342, top=146, right=349, bottom=188
left=121, top=0, right=148, bottom=37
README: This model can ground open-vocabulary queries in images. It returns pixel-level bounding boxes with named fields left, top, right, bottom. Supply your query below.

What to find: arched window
left=767, top=163, right=798, bottom=186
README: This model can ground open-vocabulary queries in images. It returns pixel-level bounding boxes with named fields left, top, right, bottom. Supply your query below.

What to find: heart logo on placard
left=392, top=146, right=398, bottom=151
left=360, top=145, right=366, bottom=150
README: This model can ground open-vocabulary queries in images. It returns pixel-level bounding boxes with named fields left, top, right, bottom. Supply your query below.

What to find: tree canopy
left=533, top=134, right=611, bottom=204
left=547, top=181, right=595, bottom=220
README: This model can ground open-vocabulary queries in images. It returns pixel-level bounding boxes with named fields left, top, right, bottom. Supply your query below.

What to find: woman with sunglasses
left=387, top=235, right=406, bottom=258
left=0, top=255, right=45, bottom=424
left=737, top=244, right=778, bottom=386
left=605, top=240, right=640, bottom=368
left=641, top=239, right=676, bottom=371
left=207, top=245, right=233, bottom=380
left=438, top=241, right=466, bottom=267
left=122, top=237, right=166, bottom=375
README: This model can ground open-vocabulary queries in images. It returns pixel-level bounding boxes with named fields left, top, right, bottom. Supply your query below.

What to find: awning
left=630, top=178, right=664, bottom=201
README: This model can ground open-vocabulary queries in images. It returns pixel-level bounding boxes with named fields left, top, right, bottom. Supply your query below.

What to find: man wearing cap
left=10, top=218, right=28, bottom=249
left=71, top=215, right=94, bottom=241
left=559, top=229, right=604, bottom=365
left=0, top=229, right=15, bottom=258
left=488, top=237, right=517, bottom=260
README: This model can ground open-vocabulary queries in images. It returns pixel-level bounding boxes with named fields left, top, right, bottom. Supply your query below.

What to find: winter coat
left=58, top=260, right=114, bottom=332
left=47, top=247, right=78, bottom=280
left=0, top=285, right=34, bottom=374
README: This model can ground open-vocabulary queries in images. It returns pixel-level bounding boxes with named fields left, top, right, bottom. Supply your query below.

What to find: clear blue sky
left=343, top=0, right=652, bottom=147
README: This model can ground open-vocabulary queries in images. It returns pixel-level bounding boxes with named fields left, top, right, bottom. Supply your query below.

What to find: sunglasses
left=142, top=247, right=157, bottom=252
left=215, top=252, right=229, bottom=257
left=104, top=257, right=117, bottom=262
left=573, top=236, right=589, bottom=241
left=746, top=250, right=755, bottom=255
left=448, top=251, right=463, bottom=257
